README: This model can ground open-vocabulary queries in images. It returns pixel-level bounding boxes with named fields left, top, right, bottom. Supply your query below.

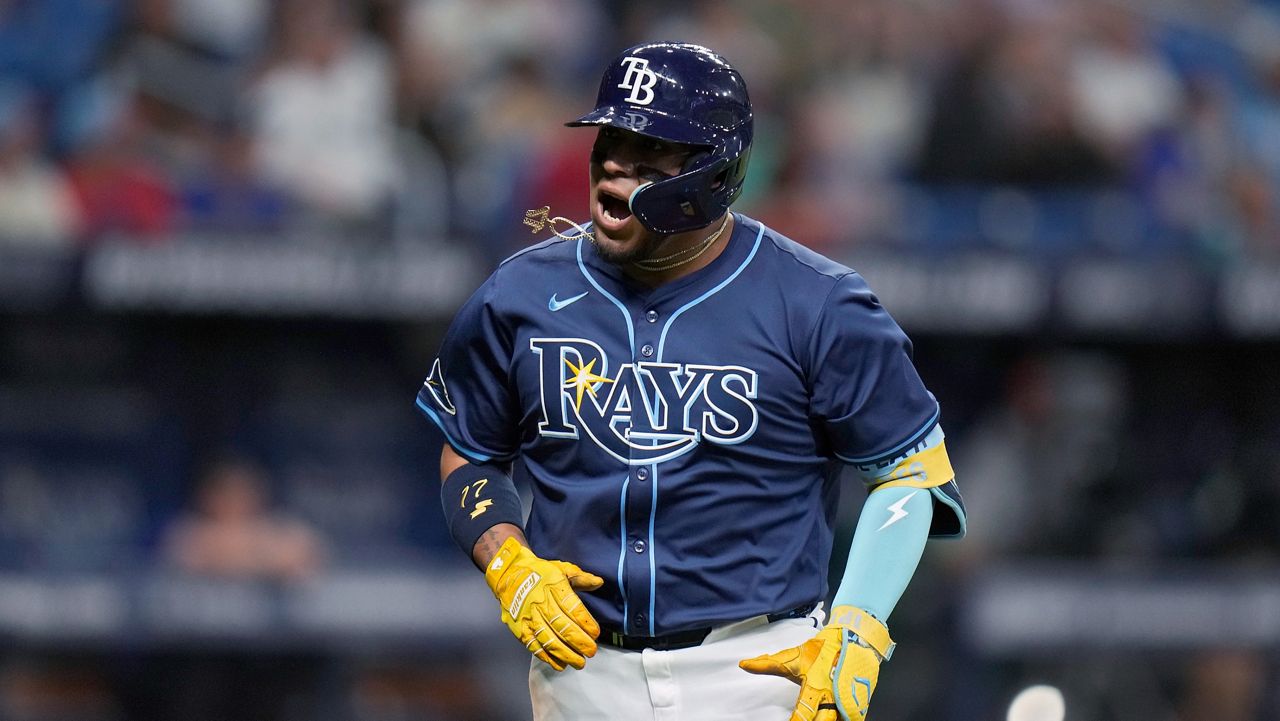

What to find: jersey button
left=632, top=539, right=646, bottom=553
left=645, top=310, right=658, bottom=323
left=636, top=467, right=649, bottom=481
left=634, top=613, right=646, bottom=626
left=640, top=344, right=654, bottom=357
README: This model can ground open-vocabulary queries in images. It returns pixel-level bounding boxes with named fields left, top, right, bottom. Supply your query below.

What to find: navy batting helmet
left=567, top=42, right=753, bottom=235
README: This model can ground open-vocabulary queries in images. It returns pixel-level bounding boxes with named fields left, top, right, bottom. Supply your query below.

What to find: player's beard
left=590, top=229, right=667, bottom=266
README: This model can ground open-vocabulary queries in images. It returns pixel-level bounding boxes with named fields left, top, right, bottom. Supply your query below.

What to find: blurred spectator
left=645, top=0, right=784, bottom=100
left=161, top=456, right=325, bottom=581
left=1228, top=6, right=1280, bottom=260
left=472, top=56, right=582, bottom=256
left=0, top=661, right=118, bottom=721
left=757, top=1, right=936, bottom=249
left=111, top=0, right=294, bottom=236
left=1222, top=165, right=1280, bottom=260
left=0, top=83, right=81, bottom=246
left=914, top=4, right=1120, bottom=187
left=1134, top=74, right=1234, bottom=262
left=0, top=457, right=148, bottom=572
left=0, top=0, right=122, bottom=97
left=401, top=0, right=606, bottom=107
left=1173, top=649, right=1269, bottom=721
left=61, top=80, right=178, bottom=241
left=1068, top=2, right=1184, bottom=168
left=177, top=125, right=294, bottom=233
left=165, top=0, right=271, bottom=60
left=397, top=0, right=606, bottom=245
left=748, top=107, right=847, bottom=252
left=910, top=1, right=1005, bottom=184
left=117, top=0, right=267, bottom=147
left=956, top=9, right=1117, bottom=186
left=247, top=0, right=398, bottom=231
left=945, top=352, right=1129, bottom=563
left=1234, top=6, right=1280, bottom=178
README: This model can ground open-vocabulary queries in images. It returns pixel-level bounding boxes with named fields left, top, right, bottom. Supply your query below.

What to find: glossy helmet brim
left=566, top=105, right=718, bottom=148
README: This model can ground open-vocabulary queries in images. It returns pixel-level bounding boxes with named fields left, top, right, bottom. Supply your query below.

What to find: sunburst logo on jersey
left=563, top=357, right=613, bottom=411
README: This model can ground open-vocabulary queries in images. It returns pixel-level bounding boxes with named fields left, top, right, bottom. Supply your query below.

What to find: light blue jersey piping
left=415, top=397, right=493, bottom=463
left=647, top=216, right=763, bottom=634
left=575, top=236, right=640, bottom=631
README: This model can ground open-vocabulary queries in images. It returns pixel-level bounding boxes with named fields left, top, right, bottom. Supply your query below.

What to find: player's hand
left=738, top=605, right=893, bottom=721
left=483, top=536, right=605, bottom=671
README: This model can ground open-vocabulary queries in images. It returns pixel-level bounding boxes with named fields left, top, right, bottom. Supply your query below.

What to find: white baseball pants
left=529, top=606, right=825, bottom=721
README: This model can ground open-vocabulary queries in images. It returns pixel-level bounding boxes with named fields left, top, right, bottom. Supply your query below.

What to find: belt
left=600, top=603, right=817, bottom=652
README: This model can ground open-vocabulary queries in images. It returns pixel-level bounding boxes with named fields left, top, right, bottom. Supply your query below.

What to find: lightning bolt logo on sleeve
left=877, top=490, right=920, bottom=532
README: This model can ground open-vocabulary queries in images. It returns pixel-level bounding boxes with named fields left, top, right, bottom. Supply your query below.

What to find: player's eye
left=638, top=164, right=678, bottom=183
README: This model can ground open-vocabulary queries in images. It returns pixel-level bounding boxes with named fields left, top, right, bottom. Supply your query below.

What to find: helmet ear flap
left=681, top=149, right=730, bottom=192
left=682, top=150, right=711, bottom=174
left=629, top=152, right=731, bottom=235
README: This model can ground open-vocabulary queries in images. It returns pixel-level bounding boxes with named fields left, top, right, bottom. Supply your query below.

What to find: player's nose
left=599, top=149, right=637, bottom=178
left=595, top=138, right=648, bottom=179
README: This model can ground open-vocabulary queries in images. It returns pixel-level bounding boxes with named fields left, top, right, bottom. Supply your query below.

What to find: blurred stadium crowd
left=3, top=0, right=1280, bottom=259
left=1, top=0, right=1279, bottom=720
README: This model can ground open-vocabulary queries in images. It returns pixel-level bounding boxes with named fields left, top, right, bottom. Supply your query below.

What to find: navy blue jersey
left=417, top=213, right=951, bottom=636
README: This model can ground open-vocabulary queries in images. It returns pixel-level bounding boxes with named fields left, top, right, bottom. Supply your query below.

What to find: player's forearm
left=440, top=444, right=527, bottom=569
left=831, top=485, right=933, bottom=620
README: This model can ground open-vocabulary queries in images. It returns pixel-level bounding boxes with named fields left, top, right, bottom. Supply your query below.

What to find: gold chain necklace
left=522, top=207, right=731, bottom=273
left=632, top=215, right=730, bottom=272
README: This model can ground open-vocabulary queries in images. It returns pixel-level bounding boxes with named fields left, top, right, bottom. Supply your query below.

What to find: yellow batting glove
left=739, top=605, right=894, bottom=721
left=484, top=537, right=605, bottom=671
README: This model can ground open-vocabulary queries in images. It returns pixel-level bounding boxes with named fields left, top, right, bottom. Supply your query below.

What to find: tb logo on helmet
left=620, top=112, right=651, bottom=132
left=617, top=56, right=659, bottom=106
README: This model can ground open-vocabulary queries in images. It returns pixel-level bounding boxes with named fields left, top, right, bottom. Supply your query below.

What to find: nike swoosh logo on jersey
left=548, top=291, right=589, bottom=311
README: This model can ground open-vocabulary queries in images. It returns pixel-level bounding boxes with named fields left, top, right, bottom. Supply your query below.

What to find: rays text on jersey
left=530, top=337, right=759, bottom=465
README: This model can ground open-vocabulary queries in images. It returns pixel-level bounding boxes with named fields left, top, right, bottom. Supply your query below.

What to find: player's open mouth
left=598, top=192, right=633, bottom=227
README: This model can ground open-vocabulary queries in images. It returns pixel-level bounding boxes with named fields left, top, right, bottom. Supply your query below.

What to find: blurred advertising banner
left=965, top=563, right=1280, bottom=654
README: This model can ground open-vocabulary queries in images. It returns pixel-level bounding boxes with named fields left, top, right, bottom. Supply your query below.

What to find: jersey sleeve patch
left=421, top=358, right=456, bottom=415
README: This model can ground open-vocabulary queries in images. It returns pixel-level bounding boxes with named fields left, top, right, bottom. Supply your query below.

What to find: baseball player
left=417, top=42, right=965, bottom=721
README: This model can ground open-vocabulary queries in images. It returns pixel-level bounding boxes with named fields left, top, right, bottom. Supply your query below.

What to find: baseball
left=1006, top=684, right=1066, bottom=721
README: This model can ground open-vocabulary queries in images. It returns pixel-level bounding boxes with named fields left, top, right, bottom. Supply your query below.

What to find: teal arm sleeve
left=830, top=485, right=933, bottom=620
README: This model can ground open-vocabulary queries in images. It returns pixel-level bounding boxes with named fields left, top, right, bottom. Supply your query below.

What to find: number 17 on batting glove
left=739, top=605, right=894, bottom=720
left=484, top=537, right=605, bottom=671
